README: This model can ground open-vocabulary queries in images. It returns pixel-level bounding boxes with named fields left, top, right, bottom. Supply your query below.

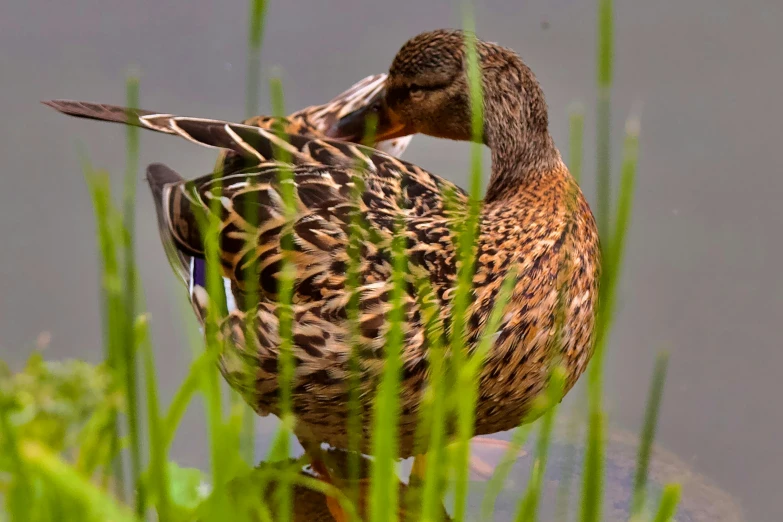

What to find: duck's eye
left=409, top=84, right=426, bottom=101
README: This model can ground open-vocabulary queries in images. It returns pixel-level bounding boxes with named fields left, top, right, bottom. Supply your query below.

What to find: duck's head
left=328, top=29, right=551, bottom=153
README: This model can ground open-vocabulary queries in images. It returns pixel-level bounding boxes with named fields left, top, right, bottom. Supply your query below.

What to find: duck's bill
left=326, top=95, right=414, bottom=144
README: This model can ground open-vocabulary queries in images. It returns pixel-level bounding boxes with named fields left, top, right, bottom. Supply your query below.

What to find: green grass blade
left=579, top=410, right=605, bottom=522
left=651, top=484, right=681, bottom=522
left=193, top=158, right=246, bottom=517
left=514, top=369, right=566, bottom=522
left=245, top=0, right=268, bottom=118
left=604, top=117, right=640, bottom=313
left=196, top=132, right=236, bottom=513
left=203, top=255, right=228, bottom=519
left=139, top=315, right=171, bottom=521
left=239, top=0, right=269, bottom=467
left=595, top=0, right=613, bottom=241
left=597, top=0, right=614, bottom=88
left=268, top=77, right=295, bottom=442
left=120, top=74, right=145, bottom=518
left=0, top=401, right=33, bottom=521
left=593, top=116, right=640, bottom=362
left=568, top=106, right=585, bottom=184
left=553, top=397, right=585, bottom=522
left=451, top=10, right=485, bottom=520
left=81, top=164, right=120, bottom=366
left=369, top=217, right=407, bottom=522
left=75, top=390, right=124, bottom=480
left=82, top=163, right=127, bottom=500
left=345, top=204, right=364, bottom=514
left=343, top=116, right=378, bottom=512
left=266, top=75, right=295, bottom=522
left=453, top=270, right=516, bottom=522
left=450, top=6, right=484, bottom=377
left=413, top=276, right=449, bottom=522
left=580, top=4, right=621, bottom=518
left=580, top=117, right=637, bottom=522
left=630, top=352, right=669, bottom=519
left=198, top=163, right=229, bottom=519
left=161, top=347, right=221, bottom=451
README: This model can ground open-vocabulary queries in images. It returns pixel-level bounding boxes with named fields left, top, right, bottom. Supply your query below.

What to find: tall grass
left=368, top=219, right=406, bottom=522
left=0, top=0, right=681, bottom=521
left=239, top=0, right=268, bottom=468
left=121, top=74, right=143, bottom=518
left=265, top=74, right=296, bottom=522
left=450, top=15, right=485, bottom=522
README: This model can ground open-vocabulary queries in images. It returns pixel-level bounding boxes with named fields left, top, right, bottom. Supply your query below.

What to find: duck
left=44, top=28, right=600, bottom=519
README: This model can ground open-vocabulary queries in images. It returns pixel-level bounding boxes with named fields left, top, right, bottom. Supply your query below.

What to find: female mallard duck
left=46, top=27, right=599, bottom=489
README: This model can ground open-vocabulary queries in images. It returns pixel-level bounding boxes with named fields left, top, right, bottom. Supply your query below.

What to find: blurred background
left=1, top=0, right=780, bottom=519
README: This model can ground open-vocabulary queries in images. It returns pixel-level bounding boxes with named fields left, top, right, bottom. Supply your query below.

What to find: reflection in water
left=471, top=420, right=745, bottom=522
left=207, top=427, right=744, bottom=521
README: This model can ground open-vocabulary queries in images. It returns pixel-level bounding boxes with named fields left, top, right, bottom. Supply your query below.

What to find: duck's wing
left=47, top=86, right=468, bottom=376
left=146, top=129, right=467, bottom=345
left=43, top=74, right=412, bottom=174
left=149, top=152, right=467, bottom=407
left=152, top=132, right=467, bottom=301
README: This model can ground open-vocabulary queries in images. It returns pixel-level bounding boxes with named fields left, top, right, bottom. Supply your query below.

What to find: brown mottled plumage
left=43, top=31, right=600, bottom=462
left=217, top=74, right=413, bottom=174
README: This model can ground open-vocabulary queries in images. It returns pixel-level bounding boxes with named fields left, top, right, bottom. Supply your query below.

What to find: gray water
left=1, top=0, right=781, bottom=519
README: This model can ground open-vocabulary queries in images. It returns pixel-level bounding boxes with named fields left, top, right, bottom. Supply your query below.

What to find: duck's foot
left=469, top=436, right=527, bottom=480
left=408, top=437, right=526, bottom=483
left=410, top=453, right=428, bottom=482
left=307, top=456, right=350, bottom=522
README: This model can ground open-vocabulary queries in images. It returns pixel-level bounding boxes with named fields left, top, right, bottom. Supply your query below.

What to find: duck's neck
left=481, top=59, right=562, bottom=202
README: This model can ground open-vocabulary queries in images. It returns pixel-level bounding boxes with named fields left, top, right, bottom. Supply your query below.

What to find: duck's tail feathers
left=146, top=163, right=191, bottom=288
left=146, top=163, right=237, bottom=325
left=43, top=99, right=292, bottom=163
left=42, top=99, right=178, bottom=134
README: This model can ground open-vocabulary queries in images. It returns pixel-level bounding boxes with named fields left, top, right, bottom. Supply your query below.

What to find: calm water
left=1, top=0, right=781, bottom=519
